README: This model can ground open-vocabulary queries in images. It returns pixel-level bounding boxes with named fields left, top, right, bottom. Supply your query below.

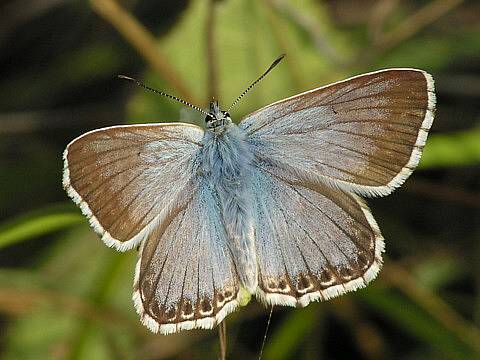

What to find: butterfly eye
left=205, top=114, right=214, bottom=123
left=224, top=112, right=231, bottom=118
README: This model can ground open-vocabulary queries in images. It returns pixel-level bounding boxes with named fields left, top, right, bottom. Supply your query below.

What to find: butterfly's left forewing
left=251, top=163, right=383, bottom=306
left=63, top=123, right=203, bottom=251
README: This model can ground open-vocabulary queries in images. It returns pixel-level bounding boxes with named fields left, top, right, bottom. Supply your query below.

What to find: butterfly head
left=205, top=100, right=231, bottom=134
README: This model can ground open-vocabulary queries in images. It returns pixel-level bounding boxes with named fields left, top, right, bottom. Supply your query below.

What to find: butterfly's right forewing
left=240, top=69, right=435, bottom=197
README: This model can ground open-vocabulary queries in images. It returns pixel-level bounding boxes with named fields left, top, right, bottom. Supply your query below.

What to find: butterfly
left=62, top=56, right=435, bottom=334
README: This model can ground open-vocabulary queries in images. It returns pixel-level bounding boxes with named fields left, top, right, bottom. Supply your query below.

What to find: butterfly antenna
left=118, top=75, right=210, bottom=117
left=227, top=54, right=286, bottom=112
left=258, top=305, right=274, bottom=360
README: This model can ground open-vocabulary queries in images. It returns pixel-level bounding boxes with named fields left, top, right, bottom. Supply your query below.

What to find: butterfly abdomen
left=201, top=124, right=258, bottom=292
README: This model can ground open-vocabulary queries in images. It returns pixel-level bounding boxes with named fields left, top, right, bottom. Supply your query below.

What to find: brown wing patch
left=241, top=69, right=435, bottom=197
left=63, top=123, right=203, bottom=250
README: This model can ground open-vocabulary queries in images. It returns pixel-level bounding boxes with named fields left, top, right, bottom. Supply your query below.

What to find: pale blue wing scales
left=251, top=165, right=384, bottom=306
left=133, top=179, right=241, bottom=334
left=63, top=123, right=203, bottom=251
left=240, top=69, right=435, bottom=197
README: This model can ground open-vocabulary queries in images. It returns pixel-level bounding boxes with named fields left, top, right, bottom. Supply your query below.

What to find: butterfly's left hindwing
left=251, top=163, right=384, bottom=306
left=134, top=180, right=242, bottom=334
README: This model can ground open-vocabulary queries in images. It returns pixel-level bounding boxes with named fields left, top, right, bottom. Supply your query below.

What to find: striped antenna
left=227, top=54, right=285, bottom=112
left=118, top=75, right=210, bottom=117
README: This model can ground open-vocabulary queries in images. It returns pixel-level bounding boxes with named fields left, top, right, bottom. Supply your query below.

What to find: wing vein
left=71, top=153, right=141, bottom=183
left=320, top=139, right=401, bottom=175
left=292, top=186, right=372, bottom=255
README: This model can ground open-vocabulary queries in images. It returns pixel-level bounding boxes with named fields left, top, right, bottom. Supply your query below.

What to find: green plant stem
left=360, top=0, right=464, bottom=62
left=0, top=209, right=84, bottom=249
left=89, top=0, right=199, bottom=105
left=206, top=0, right=219, bottom=102
left=383, top=263, right=480, bottom=353
left=68, top=254, right=132, bottom=360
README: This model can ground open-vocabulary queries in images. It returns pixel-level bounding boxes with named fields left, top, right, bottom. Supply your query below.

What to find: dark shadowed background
left=0, top=0, right=479, bottom=359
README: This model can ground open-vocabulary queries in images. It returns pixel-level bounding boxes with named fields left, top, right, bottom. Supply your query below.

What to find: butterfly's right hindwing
left=251, top=163, right=384, bottom=306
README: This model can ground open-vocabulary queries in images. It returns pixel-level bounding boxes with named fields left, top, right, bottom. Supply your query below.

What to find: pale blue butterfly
left=63, top=55, right=436, bottom=334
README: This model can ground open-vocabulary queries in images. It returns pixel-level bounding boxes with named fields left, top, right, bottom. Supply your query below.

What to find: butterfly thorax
left=200, top=102, right=258, bottom=293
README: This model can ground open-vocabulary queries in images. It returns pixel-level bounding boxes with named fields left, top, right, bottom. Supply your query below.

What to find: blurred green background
left=0, top=0, right=479, bottom=359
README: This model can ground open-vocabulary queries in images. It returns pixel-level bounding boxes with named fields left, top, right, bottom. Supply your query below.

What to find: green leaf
left=1, top=229, right=139, bottom=360
left=263, top=306, right=320, bottom=360
left=359, top=288, right=477, bottom=359
left=127, top=0, right=348, bottom=124
left=0, top=205, right=84, bottom=249
left=419, top=128, right=480, bottom=168
left=414, top=256, right=466, bottom=290
left=378, top=30, right=480, bottom=71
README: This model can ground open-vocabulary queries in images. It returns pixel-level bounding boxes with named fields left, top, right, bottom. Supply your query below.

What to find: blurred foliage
left=420, top=128, right=480, bottom=168
left=0, top=0, right=479, bottom=359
